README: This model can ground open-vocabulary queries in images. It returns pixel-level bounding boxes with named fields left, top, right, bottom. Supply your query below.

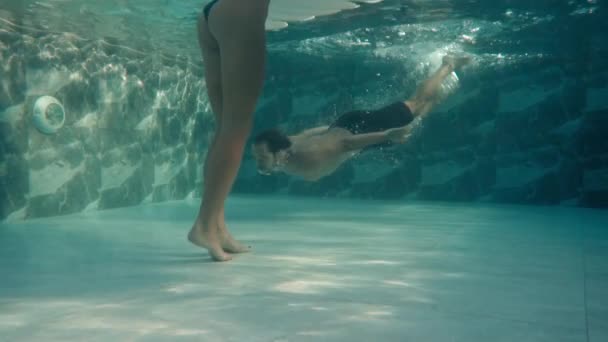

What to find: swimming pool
left=1, top=0, right=607, bottom=340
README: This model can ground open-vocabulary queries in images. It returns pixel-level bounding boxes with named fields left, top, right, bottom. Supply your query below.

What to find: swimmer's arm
left=340, top=131, right=390, bottom=152
left=341, top=126, right=413, bottom=152
left=297, top=126, right=329, bottom=137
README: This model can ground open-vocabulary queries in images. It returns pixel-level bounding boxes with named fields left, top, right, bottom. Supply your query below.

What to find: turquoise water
left=1, top=0, right=607, bottom=340
left=1, top=0, right=606, bottom=220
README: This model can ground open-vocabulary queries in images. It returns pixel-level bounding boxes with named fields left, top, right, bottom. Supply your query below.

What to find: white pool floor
left=1, top=196, right=607, bottom=342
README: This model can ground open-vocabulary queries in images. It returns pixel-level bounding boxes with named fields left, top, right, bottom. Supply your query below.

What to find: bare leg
left=188, top=9, right=229, bottom=261
left=405, top=55, right=471, bottom=118
left=189, top=0, right=269, bottom=261
left=196, top=11, right=249, bottom=255
left=217, top=207, right=250, bottom=253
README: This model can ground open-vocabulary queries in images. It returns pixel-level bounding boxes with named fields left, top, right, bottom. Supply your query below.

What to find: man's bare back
left=284, top=128, right=362, bottom=181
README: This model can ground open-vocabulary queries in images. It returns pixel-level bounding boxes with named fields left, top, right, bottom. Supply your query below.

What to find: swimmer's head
left=252, top=128, right=292, bottom=175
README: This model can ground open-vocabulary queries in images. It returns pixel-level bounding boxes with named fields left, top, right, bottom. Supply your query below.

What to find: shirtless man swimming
left=252, top=55, right=471, bottom=181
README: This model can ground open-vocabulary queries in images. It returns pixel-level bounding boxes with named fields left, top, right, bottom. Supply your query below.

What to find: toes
left=210, top=248, right=233, bottom=262
left=224, top=246, right=250, bottom=254
left=222, top=242, right=251, bottom=254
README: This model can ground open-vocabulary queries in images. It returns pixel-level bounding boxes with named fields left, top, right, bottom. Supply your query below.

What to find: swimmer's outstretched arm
left=296, top=125, right=330, bottom=138
left=340, top=129, right=399, bottom=152
left=340, top=124, right=417, bottom=151
left=385, top=125, right=414, bottom=144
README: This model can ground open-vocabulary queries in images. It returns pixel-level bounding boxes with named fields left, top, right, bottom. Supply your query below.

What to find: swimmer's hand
left=385, top=126, right=412, bottom=144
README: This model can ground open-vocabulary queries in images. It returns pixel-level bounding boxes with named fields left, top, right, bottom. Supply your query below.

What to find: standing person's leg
left=191, top=5, right=228, bottom=260
left=196, top=3, right=249, bottom=255
left=189, top=0, right=269, bottom=261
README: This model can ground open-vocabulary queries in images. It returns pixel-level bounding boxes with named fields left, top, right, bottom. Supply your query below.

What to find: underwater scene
left=1, top=0, right=607, bottom=341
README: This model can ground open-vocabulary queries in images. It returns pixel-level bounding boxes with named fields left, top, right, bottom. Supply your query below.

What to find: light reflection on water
left=1, top=0, right=601, bottom=62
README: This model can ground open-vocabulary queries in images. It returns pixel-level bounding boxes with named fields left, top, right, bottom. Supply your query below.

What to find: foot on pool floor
left=188, top=222, right=232, bottom=262
left=220, top=224, right=251, bottom=254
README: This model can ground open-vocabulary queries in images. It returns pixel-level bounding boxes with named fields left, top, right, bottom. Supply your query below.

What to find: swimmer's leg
left=404, top=55, right=471, bottom=118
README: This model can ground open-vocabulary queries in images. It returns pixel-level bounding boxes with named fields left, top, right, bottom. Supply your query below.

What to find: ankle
left=193, top=217, right=215, bottom=231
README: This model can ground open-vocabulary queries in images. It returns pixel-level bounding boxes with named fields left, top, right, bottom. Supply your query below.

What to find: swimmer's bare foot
left=188, top=220, right=232, bottom=262
left=219, top=222, right=251, bottom=254
left=443, top=55, right=472, bottom=70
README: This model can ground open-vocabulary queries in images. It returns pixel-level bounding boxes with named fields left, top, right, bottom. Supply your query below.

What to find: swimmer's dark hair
left=253, top=128, right=292, bottom=153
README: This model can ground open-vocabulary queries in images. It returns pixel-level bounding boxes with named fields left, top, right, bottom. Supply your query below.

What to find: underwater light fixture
left=32, top=96, right=66, bottom=134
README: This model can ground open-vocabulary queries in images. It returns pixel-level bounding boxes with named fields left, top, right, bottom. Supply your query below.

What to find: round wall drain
left=32, top=96, right=66, bottom=134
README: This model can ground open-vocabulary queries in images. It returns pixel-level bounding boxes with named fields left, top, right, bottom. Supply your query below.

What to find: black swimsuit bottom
left=329, top=102, right=415, bottom=151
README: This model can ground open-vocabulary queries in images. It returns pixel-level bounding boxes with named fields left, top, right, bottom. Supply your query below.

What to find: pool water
left=1, top=1, right=608, bottom=340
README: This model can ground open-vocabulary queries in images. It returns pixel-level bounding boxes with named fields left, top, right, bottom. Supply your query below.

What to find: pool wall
left=1, top=22, right=607, bottom=221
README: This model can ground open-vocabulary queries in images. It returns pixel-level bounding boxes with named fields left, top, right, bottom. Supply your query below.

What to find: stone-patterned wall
left=1, top=30, right=213, bottom=220
left=2, top=25, right=607, bottom=221
left=235, top=52, right=608, bottom=208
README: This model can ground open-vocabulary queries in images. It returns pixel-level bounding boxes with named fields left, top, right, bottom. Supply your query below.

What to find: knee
left=405, top=100, right=421, bottom=118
